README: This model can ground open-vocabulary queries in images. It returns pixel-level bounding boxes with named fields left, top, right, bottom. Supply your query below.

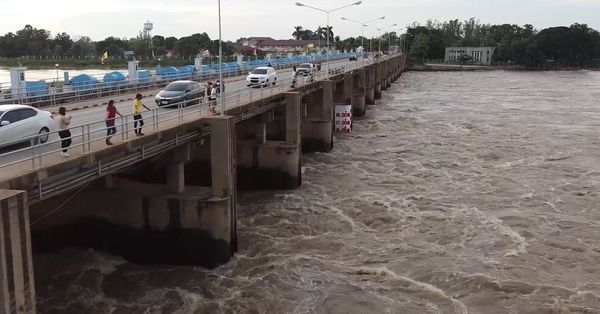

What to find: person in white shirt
left=53, top=107, right=72, bottom=157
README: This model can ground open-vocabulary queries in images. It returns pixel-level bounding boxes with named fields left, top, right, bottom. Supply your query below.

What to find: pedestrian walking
left=52, top=107, right=72, bottom=157
left=105, top=100, right=122, bottom=145
left=133, top=94, right=151, bottom=136
left=208, top=82, right=217, bottom=113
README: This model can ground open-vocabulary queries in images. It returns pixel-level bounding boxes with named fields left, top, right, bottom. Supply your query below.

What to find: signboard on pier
left=334, top=105, right=352, bottom=133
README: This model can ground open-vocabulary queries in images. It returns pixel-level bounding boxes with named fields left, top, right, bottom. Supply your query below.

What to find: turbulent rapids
left=35, top=70, right=600, bottom=313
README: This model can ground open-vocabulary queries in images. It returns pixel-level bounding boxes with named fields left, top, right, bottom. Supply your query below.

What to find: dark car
left=349, top=55, right=357, bottom=61
left=155, top=80, right=205, bottom=108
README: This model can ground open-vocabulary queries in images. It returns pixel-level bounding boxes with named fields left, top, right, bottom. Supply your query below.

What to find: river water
left=34, top=70, right=600, bottom=313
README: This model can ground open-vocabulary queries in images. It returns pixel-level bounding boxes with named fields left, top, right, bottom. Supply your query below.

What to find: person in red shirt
left=106, top=100, right=123, bottom=145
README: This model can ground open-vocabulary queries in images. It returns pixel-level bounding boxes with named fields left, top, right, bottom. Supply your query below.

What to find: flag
left=253, top=48, right=257, bottom=56
left=100, top=51, right=108, bottom=64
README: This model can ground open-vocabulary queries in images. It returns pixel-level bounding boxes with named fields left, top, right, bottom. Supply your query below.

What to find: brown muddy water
left=34, top=70, right=600, bottom=313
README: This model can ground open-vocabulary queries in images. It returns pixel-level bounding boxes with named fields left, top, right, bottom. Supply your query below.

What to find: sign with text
left=335, top=105, right=352, bottom=133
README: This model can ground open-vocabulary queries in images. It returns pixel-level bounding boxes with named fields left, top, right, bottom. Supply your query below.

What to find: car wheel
left=37, top=127, right=49, bottom=144
left=264, top=79, right=269, bottom=88
left=273, top=79, right=276, bottom=86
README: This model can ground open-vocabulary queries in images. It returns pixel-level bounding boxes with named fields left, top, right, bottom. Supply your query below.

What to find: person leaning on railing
left=51, top=107, right=72, bottom=157
left=105, top=100, right=123, bottom=145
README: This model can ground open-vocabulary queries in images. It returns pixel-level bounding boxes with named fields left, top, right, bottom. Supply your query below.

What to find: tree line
left=3, top=20, right=600, bottom=68
left=0, top=25, right=239, bottom=60
left=402, top=18, right=600, bottom=67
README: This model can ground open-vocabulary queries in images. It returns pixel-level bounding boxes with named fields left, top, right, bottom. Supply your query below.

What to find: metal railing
left=0, top=57, right=374, bottom=177
left=0, top=54, right=362, bottom=109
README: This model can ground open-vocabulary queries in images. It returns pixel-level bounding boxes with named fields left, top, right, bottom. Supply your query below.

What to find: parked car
left=155, top=80, right=205, bottom=107
left=0, top=104, right=55, bottom=147
left=246, top=67, right=277, bottom=88
left=349, top=55, right=357, bottom=61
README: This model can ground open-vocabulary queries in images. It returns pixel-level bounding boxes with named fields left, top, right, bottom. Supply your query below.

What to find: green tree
left=293, top=26, right=304, bottom=40
left=410, top=33, right=430, bottom=62
left=165, top=36, right=178, bottom=50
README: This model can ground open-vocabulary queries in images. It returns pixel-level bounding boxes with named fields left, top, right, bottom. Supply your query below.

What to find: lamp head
left=353, top=1, right=362, bottom=5
left=341, top=17, right=348, bottom=20
left=295, top=2, right=304, bottom=6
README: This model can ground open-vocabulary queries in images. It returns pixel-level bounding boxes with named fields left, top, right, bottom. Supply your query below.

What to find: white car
left=246, top=66, right=277, bottom=88
left=0, top=104, right=55, bottom=147
left=296, top=63, right=315, bottom=76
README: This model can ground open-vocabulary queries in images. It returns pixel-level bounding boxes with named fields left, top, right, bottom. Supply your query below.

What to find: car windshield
left=298, top=64, right=310, bottom=68
left=251, top=69, right=268, bottom=74
left=164, top=82, right=188, bottom=91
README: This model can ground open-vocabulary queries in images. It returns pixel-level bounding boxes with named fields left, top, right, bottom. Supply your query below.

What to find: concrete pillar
left=301, top=80, right=333, bottom=153
left=0, top=190, right=35, bottom=314
left=352, top=69, right=366, bottom=117
left=365, top=65, right=376, bottom=105
left=375, top=62, right=382, bottom=100
left=286, top=92, right=301, bottom=146
left=207, top=115, right=237, bottom=254
left=166, top=162, right=185, bottom=194
left=167, top=144, right=190, bottom=194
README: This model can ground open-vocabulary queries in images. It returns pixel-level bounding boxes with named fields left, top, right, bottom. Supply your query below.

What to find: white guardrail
left=0, top=57, right=378, bottom=175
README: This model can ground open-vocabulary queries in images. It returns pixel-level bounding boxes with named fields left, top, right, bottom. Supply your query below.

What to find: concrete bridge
left=0, top=55, right=406, bottom=313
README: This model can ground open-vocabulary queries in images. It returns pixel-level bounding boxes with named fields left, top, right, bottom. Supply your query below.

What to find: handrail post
left=124, top=115, right=129, bottom=141
left=30, top=138, right=37, bottom=170
left=80, top=125, right=86, bottom=153
left=86, top=124, right=92, bottom=152
left=120, top=115, right=125, bottom=141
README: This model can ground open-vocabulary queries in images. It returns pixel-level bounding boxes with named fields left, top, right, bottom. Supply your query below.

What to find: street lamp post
left=341, top=16, right=385, bottom=54
left=218, top=0, right=224, bottom=115
left=295, top=1, right=362, bottom=79
left=385, top=24, right=398, bottom=50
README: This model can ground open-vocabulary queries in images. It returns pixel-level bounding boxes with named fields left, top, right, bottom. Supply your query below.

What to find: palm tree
left=293, top=26, right=304, bottom=40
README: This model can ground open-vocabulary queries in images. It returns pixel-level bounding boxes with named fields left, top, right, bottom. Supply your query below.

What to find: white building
left=445, top=47, right=495, bottom=65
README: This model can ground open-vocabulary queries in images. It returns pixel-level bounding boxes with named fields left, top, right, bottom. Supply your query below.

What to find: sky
left=0, top=0, right=599, bottom=41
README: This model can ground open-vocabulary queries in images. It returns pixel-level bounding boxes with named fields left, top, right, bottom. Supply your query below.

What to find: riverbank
left=408, top=63, right=523, bottom=71
left=408, top=63, right=598, bottom=72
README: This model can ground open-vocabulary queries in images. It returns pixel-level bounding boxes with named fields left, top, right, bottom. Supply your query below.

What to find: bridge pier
left=301, top=80, right=333, bottom=153
left=30, top=116, right=238, bottom=268
left=0, top=190, right=36, bottom=314
left=365, top=65, right=376, bottom=105
left=375, top=62, right=383, bottom=99
left=383, top=60, right=392, bottom=90
left=351, top=69, right=366, bottom=117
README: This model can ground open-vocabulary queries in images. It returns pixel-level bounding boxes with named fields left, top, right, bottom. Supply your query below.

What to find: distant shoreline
left=407, top=63, right=598, bottom=72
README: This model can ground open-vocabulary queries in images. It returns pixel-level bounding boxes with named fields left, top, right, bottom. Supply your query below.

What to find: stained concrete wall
left=0, top=190, right=35, bottom=314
